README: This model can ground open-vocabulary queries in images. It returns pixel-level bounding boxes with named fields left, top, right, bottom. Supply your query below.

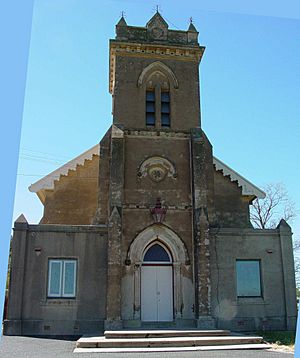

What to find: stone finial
left=277, top=218, right=292, bottom=231
left=14, top=213, right=28, bottom=230
left=146, top=11, right=169, bottom=29
left=15, top=213, right=28, bottom=224
left=116, top=14, right=128, bottom=40
left=117, top=15, right=127, bottom=27
left=146, top=11, right=169, bottom=41
left=188, top=22, right=198, bottom=33
left=187, top=18, right=199, bottom=44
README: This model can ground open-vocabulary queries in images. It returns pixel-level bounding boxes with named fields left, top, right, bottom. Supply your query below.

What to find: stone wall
left=112, top=55, right=201, bottom=130
left=4, top=223, right=108, bottom=336
left=210, top=224, right=297, bottom=331
left=41, top=155, right=99, bottom=225
left=214, top=170, right=251, bottom=228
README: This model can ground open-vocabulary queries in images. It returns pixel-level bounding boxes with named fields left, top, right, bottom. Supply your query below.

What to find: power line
left=164, top=16, right=180, bottom=30
left=19, top=155, right=65, bottom=165
left=21, top=147, right=71, bottom=160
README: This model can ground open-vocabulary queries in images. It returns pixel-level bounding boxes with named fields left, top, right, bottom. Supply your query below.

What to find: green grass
left=257, top=331, right=295, bottom=348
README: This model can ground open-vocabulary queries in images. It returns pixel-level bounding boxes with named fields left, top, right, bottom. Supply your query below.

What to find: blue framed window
left=48, top=259, right=77, bottom=298
left=236, top=260, right=262, bottom=297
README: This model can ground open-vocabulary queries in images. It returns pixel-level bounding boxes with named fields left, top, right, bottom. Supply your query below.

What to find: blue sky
left=14, top=1, right=300, bottom=240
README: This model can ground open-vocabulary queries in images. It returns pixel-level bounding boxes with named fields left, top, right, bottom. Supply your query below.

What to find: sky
left=1, top=0, right=300, bottom=345
left=13, top=0, right=300, bottom=239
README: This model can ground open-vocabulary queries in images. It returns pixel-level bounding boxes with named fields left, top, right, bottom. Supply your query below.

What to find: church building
left=4, top=12, right=297, bottom=336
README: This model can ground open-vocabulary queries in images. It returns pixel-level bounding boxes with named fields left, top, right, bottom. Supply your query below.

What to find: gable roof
left=29, top=144, right=99, bottom=193
left=213, top=157, right=265, bottom=198
left=29, top=143, right=265, bottom=199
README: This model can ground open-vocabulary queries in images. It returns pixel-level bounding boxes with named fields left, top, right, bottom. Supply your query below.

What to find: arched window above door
left=143, top=243, right=172, bottom=263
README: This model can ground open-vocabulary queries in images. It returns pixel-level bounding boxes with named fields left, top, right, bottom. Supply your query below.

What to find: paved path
left=0, top=336, right=293, bottom=358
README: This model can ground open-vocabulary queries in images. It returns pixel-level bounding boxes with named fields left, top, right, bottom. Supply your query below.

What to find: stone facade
left=4, top=12, right=297, bottom=335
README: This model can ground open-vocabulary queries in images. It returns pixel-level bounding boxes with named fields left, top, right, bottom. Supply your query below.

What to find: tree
left=250, top=182, right=299, bottom=287
left=250, top=182, right=296, bottom=229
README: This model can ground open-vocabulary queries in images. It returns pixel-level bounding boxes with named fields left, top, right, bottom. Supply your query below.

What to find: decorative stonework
left=125, top=129, right=190, bottom=138
left=138, top=156, right=177, bottom=182
left=137, top=61, right=178, bottom=89
left=150, top=26, right=166, bottom=39
left=146, top=12, right=168, bottom=41
left=125, top=224, right=190, bottom=322
left=29, top=144, right=265, bottom=199
left=109, top=43, right=204, bottom=93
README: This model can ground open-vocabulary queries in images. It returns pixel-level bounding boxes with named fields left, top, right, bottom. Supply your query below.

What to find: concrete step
left=105, top=329, right=231, bottom=339
left=74, top=343, right=270, bottom=353
left=76, top=335, right=264, bottom=349
left=141, top=321, right=176, bottom=329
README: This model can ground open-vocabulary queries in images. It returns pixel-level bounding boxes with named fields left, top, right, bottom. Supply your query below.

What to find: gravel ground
left=0, top=336, right=293, bottom=358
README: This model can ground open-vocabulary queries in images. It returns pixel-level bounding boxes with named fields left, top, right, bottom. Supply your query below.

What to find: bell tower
left=102, top=13, right=216, bottom=330
left=109, top=12, right=205, bottom=131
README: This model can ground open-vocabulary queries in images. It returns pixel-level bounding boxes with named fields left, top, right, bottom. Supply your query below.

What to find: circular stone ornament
left=148, top=165, right=167, bottom=182
left=138, top=156, right=176, bottom=183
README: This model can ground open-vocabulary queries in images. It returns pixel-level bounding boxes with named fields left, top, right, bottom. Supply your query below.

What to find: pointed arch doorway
left=141, top=241, right=173, bottom=322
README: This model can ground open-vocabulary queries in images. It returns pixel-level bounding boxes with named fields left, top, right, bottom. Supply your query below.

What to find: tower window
left=161, top=91, right=170, bottom=127
left=146, top=90, right=155, bottom=126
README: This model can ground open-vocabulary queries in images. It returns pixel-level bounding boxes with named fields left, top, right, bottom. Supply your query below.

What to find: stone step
left=74, top=343, right=270, bottom=353
left=105, top=329, right=231, bottom=339
left=141, top=321, right=177, bottom=329
left=76, top=335, right=264, bottom=349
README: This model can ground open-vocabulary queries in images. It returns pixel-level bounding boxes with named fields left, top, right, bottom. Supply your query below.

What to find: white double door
left=141, top=265, right=173, bottom=322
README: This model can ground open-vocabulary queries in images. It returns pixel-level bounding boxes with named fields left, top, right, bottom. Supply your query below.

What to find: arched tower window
left=139, top=62, right=178, bottom=129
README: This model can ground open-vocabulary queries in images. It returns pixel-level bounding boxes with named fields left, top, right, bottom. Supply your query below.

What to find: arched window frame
left=138, top=62, right=178, bottom=129
left=142, top=241, right=173, bottom=265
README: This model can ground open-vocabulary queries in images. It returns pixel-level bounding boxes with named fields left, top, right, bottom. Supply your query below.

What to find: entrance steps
left=74, top=329, right=270, bottom=353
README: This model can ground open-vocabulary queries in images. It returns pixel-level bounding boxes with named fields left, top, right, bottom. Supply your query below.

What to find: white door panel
left=141, top=266, right=173, bottom=322
left=157, top=266, right=173, bottom=321
left=141, top=266, right=157, bottom=321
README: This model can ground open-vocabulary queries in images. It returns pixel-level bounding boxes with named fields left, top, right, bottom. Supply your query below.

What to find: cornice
left=109, top=41, right=205, bottom=94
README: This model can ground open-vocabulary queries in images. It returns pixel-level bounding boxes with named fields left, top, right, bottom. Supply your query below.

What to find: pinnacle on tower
left=117, top=14, right=127, bottom=27
left=188, top=17, right=198, bottom=32
left=146, top=11, right=169, bottom=29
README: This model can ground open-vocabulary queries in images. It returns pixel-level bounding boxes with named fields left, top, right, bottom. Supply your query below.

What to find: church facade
left=4, top=13, right=297, bottom=336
